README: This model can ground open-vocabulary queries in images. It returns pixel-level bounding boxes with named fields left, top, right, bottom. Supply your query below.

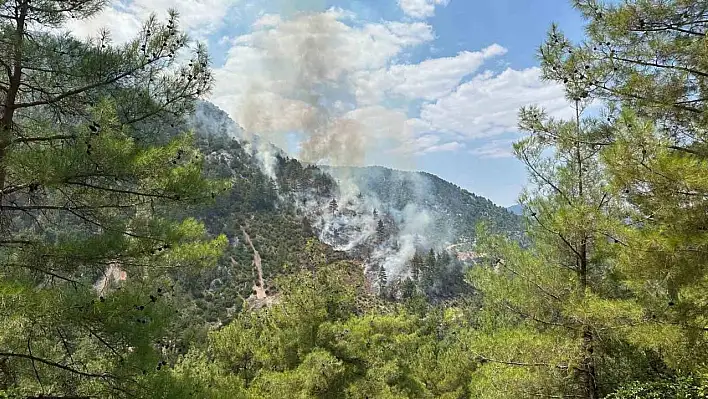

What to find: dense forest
left=1, top=0, right=707, bottom=398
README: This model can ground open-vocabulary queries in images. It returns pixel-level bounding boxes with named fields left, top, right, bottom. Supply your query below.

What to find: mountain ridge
left=187, top=101, right=521, bottom=285
left=194, top=100, right=516, bottom=214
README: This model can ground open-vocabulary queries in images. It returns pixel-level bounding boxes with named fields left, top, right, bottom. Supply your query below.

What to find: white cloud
left=252, top=13, right=282, bottom=29
left=64, top=5, right=142, bottom=44
left=64, top=0, right=239, bottom=44
left=421, top=141, right=464, bottom=154
left=218, top=35, right=232, bottom=45
left=216, top=10, right=434, bottom=89
left=419, top=67, right=571, bottom=139
left=401, top=134, right=463, bottom=156
left=398, top=0, right=450, bottom=19
left=62, top=1, right=571, bottom=162
left=469, top=139, right=518, bottom=159
left=353, top=44, right=507, bottom=105
left=411, top=134, right=441, bottom=149
left=210, top=9, right=439, bottom=166
left=209, top=6, right=570, bottom=160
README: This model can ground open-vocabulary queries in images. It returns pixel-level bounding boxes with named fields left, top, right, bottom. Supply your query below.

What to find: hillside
left=323, top=165, right=521, bottom=243
left=188, top=101, right=521, bottom=248
left=6, top=2, right=706, bottom=397
left=171, top=101, right=522, bottom=309
left=163, top=102, right=345, bottom=335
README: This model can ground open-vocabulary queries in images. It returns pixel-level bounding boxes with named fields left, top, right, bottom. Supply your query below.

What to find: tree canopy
left=2, top=0, right=707, bottom=398
left=0, top=1, right=226, bottom=397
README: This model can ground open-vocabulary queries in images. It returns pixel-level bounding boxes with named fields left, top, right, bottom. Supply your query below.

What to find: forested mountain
left=174, top=100, right=519, bottom=324
left=323, top=166, right=521, bottom=242
left=1, top=0, right=706, bottom=398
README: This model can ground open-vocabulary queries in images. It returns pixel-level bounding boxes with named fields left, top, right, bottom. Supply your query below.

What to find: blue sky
left=406, top=0, right=587, bottom=205
left=70, top=0, right=589, bottom=207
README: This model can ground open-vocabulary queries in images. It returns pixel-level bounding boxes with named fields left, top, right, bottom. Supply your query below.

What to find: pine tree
left=469, top=97, right=642, bottom=398
left=410, top=251, right=423, bottom=283
left=0, top=2, right=226, bottom=396
left=469, top=1, right=708, bottom=395
left=301, top=217, right=315, bottom=238
left=328, top=198, right=338, bottom=215
left=376, top=219, right=386, bottom=243
left=420, top=248, right=437, bottom=294
left=189, top=258, right=475, bottom=398
left=537, top=0, right=708, bottom=389
left=400, top=277, right=416, bottom=300
left=377, top=266, right=387, bottom=298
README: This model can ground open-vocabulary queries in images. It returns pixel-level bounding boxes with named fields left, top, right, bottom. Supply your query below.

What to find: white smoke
left=290, top=166, right=454, bottom=282
left=194, top=7, right=464, bottom=284
left=218, top=8, right=421, bottom=168
left=191, top=100, right=457, bottom=282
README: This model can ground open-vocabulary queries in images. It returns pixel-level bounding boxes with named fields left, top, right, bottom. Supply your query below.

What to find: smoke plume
left=205, top=6, right=465, bottom=282
left=233, top=9, right=415, bottom=168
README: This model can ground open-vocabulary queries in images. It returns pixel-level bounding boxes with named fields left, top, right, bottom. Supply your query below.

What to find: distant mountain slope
left=188, top=100, right=522, bottom=249
left=176, top=100, right=524, bottom=317
left=507, top=204, right=523, bottom=215
left=190, top=100, right=244, bottom=139
left=323, top=166, right=522, bottom=244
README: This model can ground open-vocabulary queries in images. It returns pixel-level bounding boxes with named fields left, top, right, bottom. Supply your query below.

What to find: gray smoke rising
left=189, top=101, right=284, bottom=183
left=234, top=9, right=414, bottom=168
left=188, top=99, right=459, bottom=282
left=203, top=7, right=465, bottom=282
left=293, top=166, right=457, bottom=281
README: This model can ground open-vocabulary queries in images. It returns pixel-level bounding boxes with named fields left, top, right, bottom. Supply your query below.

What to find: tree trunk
left=0, top=0, right=28, bottom=199
left=575, top=102, right=598, bottom=399
left=581, top=325, right=598, bottom=399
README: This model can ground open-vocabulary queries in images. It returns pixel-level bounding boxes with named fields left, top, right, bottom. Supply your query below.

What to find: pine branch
left=0, top=352, right=116, bottom=379
left=520, top=151, right=574, bottom=207
left=64, top=181, right=179, bottom=201
left=83, top=324, right=124, bottom=362
left=592, top=81, right=702, bottom=114
left=59, top=205, right=161, bottom=242
left=13, top=134, right=76, bottom=143
left=475, top=353, right=571, bottom=370
left=501, top=302, right=575, bottom=330
left=27, top=334, right=44, bottom=391
left=496, top=259, right=563, bottom=302
left=627, top=24, right=706, bottom=37
left=0, top=239, right=34, bottom=245
left=14, top=58, right=163, bottom=110
left=5, top=262, right=83, bottom=285
left=0, top=57, right=11, bottom=80
left=611, top=54, right=708, bottom=78
left=667, top=145, right=705, bottom=157
left=531, top=213, right=584, bottom=262
left=1, top=203, right=143, bottom=211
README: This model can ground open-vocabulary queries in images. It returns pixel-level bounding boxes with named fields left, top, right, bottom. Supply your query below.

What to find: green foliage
left=607, top=376, right=708, bottom=399
left=172, top=250, right=478, bottom=399
left=466, top=0, right=708, bottom=398
left=4, top=0, right=707, bottom=397
left=0, top=1, right=226, bottom=397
